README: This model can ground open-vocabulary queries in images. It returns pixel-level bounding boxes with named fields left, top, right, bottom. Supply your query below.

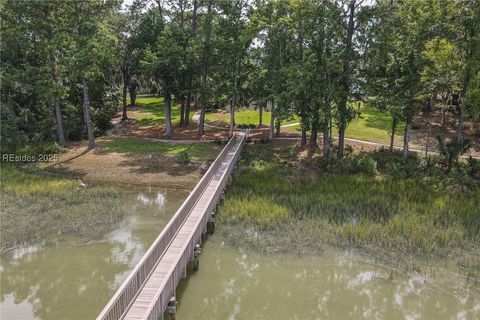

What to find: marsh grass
left=0, top=164, right=126, bottom=252
left=218, top=145, right=480, bottom=259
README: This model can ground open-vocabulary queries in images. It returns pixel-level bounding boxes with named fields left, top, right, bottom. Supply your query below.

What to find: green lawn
left=205, top=108, right=300, bottom=126
left=100, top=137, right=221, bottom=161
left=208, top=103, right=405, bottom=145
left=129, top=95, right=184, bottom=125
left=342, top=103, right=405, bottom=145
left=130, top=95, right=404, bottom=145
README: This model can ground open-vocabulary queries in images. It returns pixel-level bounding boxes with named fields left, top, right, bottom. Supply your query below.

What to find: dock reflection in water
left=0, top=187, right=188, bottom=320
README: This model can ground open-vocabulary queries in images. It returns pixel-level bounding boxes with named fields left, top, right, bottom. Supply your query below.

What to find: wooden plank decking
left=97, top=134, right=245, bottom=320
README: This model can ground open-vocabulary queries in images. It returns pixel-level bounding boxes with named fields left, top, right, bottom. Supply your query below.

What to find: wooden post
left=166, top=296, right=177, bottom=320
left=207, top=213, right=216, bottom=234
left=193, top=244, right=201, bottom=271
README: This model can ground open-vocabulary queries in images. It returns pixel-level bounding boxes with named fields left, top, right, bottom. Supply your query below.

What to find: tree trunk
left=122, top=77, right=128, bottom=121
left=268, top=100, right=274, bottom=141
left=389, top=116, right=397, bottom=152
left=337, top=0, right=356, bottom=159
left=184, top=0, right=197, bottom=127
left=301, top=128, right=307, bottom=147
left=180, top=101, right=185, bottom=126
left=323, top=131, right=330, bottom=157
left=229, top=98, right=235, bottom=138
left=164, top=90, right=173, bottom=138
left=338, top=123, right=346, bottom=158
left=113, top=94, right=118, bottom=113
left=425, top=114, right=431, bottom=157
left=259, top=105, right=263, bottom=126
left=275, top=120, right=281, bottom=136
left=54, top=100, right=67, bottom=147
left=198, top=0, right=212, bottom=138
left=82, top=78, right=95, bottom=149
left=50, top=56, right=67, bottom=147
left=198, top=103, right=205, bottom=137
left=457, top=103, right=465, bottom=142
left=185, top=95, right=191, bottom=126
left=129, top=78, right=137, bottom=107
left=310, top=128, right=318, bottom=147
left=402, top=119, right=410, bottom=158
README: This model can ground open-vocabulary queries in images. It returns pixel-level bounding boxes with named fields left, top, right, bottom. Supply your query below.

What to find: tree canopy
left=1, top=0, right=479, bottom=156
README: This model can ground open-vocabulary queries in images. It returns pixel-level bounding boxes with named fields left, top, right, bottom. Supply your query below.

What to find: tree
left=216, top=0, right=251, bottom=138
left=367, top=0, right=424, bottom=157
left=198, top=0, right=215, bottom=137
left=141, top=30, right=184, bottom=138
left=66, top=0, right=119, bottom=149
left=336, top=0, right=365, bottom=158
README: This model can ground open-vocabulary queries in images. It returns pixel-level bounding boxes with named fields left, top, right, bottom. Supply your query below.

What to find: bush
left=333, top=154, right=377, bottom=175
left=350, top=155, right=378, bottom=175
left=0, top=103, right=27, bottom=153
left=437, top=136, right=471, bottom=172
left=13, top=142, right=63, bottom=160
left=214, top=137, right=222, bottom=145
left=385, top=157, right=421, bottom=179
left=465, top=157, right=480, bottom=179
left=287, top=147, right=299, bottom=159
left=177, top=151, right=190, bottom=164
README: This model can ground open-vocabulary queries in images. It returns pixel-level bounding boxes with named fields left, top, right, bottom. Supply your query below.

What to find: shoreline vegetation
left=0, top=138, right=222, bottom=253
left=216, top=144, right=480, bottom=277
left=0, top=164, right=126, bottom=253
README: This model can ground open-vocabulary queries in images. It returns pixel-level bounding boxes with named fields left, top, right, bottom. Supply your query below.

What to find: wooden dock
left=97, top=133, right=245, bottom=320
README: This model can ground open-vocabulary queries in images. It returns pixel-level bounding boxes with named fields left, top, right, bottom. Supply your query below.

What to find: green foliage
left=465, top=157, right=480, bottom=178
left=0, top=104, right=27, bottom=153
left=177, top=151, right=191, bottom=164
left=437, top=136, right=472, bottom=171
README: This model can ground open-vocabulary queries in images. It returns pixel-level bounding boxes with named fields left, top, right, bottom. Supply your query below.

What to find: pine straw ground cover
left=0, top=164, right=125, bottom=253
left=217, top=144, right=480, bottom=275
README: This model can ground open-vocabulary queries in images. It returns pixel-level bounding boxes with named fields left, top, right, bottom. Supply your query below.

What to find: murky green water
left=0, top=186, right=189, bottom=320
left=175, top=239, right=480, bottom=320
left=2, top=187, right=479, bottom=320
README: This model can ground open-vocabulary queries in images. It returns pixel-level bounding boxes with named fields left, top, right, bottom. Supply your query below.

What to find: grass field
left=205, top=108, right=300, bottom=126
left=100, top=137, right=221, bottom=161
left=131, top=95, right=405, bottom=145
left=218, top=145, right=480, bottom=259
left=0, top=164, right=125, bottom=251
left=128, top=95, right=184, bottom=125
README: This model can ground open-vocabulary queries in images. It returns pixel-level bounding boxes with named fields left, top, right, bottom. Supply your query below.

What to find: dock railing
left=97, top=134, right=245, bottom=320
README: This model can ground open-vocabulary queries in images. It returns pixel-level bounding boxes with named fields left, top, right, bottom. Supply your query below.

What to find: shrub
left=437, top=136, right=471, bottom=172
left=214, top=137, right=222, bottom=145
left=465, top=157, right=480, bottom=178
left=335, top=155, right=377, bottom=175
left=350, top=155, right=377, bottom=175
left=287, top=147, right=299, bottom=159
left=14, top=142, right=63, bottom=160
left=177, top=151, right=190, bottom=164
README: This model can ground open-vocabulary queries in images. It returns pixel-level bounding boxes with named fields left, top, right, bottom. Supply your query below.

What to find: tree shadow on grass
left=359, top=104, right=405, bottom=135
left=117, top=154, right=202, bottom=176
left=134, top=101, right=182, bottom=126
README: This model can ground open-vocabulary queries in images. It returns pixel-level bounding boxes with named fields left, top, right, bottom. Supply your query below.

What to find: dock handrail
left=96, top=134, right=244, bottom=320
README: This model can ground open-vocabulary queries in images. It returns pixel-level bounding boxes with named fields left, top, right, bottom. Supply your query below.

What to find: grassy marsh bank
left=0, top=164, right=126, bottom=252
left=217, top=145, right=480, bottom=269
